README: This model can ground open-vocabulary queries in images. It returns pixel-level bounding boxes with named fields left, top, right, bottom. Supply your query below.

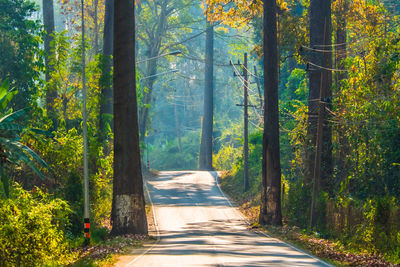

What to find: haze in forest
left=0, top=0, right=399, bottom=266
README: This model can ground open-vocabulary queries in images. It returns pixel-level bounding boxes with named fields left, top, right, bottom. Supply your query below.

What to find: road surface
left=125, top=171, right=331, bottom=267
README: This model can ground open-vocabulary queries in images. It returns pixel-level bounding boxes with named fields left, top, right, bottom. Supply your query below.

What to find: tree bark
left=43, top=0, right=56, bottom=121
left=307, top=0, right=332, bottom=228
left=99, top=0, right=113, bottom=143
left=111, top=0, right=147, bottom=235
left=306, top=0, right=332, bottom=189
left=259, top=0, right=282, bottom=226
left=94, top=0, right=99, bottom=54
left=199, top=22, right=214, bottom=170
left=334, top=0, right=348, bottom=187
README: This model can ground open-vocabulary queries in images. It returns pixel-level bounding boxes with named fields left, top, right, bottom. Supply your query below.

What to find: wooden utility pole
left=243, top=53, right=249, bottom=192
left=231, top=53, right=252, bottom=192
left=310, top=95, right=324, bottom=229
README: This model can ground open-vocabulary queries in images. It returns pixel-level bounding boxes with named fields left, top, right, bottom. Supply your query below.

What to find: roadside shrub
left=213, top=144, right=241, bottom=170
left=0, top=184, right=71, bottom=266
left=286, top=178, right=311, bottom=228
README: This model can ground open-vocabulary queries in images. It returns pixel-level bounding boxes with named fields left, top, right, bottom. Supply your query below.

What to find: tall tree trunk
left=259, top=0, right=282, bottom=226
left=307, top=0, right=332, bottom=228
left=43, top=0, right=56, bottom=121
left=199, top=22, right=214, bottom=170
left=334, top=0, right=348, bottom=186
left=111, top=0, right=147, bottom=235
left=306, top=0, right=332, bottom=187
left=99, top=0, right=113, bottom=143
left=94, top=0, right=99, bottom=54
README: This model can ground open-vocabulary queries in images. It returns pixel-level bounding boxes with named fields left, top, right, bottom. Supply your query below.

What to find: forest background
left=0, top=0, right=399, bottom=265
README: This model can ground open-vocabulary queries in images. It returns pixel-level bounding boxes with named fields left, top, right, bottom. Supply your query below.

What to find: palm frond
left=0, top=108, right=30, bottom=124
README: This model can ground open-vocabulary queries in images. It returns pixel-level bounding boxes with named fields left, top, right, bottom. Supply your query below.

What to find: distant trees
left=111, top=0, right=147, bottom=234
left=136, top=0, right=201, bottom=142
left=137, top=0, right=169, bottom=142
left=259, top=0, right=282, bottom=226
left=199, top=22, right=214, bottom=170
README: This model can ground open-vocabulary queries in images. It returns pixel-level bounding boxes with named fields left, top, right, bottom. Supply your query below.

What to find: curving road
left=126, top=171, right=331, bottom=267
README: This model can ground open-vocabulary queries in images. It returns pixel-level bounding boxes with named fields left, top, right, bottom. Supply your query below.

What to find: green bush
left=286, top=179, right=311, bottom=228
left=0, top=184, right=71, bottom=266
left=213, top=144, right=241, bottom=170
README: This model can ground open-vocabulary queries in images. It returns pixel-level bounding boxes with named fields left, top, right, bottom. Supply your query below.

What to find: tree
left=333, top=0, right=348, bottom=184
left=99, top=0, right=113, bottom=143
left=259, top=0, right=282, bottom=226
left=136, top=0, right=201, bottom=142
left=307, top=0, right=332, bottom=228
left=111, top=0, right=147, bottom=234
left=43, top=0, right=56, bottom=120
left=0, top=0, right=41, bottom=109
left=137, top=0, right=170, bottom=142
left=199, top=22, right=214, bottom=170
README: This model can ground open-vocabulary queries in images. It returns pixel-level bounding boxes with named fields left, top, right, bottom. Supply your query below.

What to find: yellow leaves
left=215, top=26, right=229, bottom=33
left=277, top=0, right=288, bottom=12
left=203, top=0, right=296, bottom=28
left=202, top=0, right=263, bottom=28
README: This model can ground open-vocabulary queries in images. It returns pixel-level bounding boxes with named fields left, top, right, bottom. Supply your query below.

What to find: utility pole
left=310, top=84, right=325, bottom=229
left=231, top=53, right=251, bottom=192
left=81, top=0, right=90, bottom=242
left=243, top=53, right=249, bottom=192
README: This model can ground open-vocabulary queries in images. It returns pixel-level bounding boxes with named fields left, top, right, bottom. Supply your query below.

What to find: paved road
left=127, top=171, right=331, bottom=267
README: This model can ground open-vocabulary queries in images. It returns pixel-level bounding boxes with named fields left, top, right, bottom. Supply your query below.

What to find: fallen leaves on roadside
left=73, top=234, right=148, bottom=261
left=265, top=226, right=397, bottom=267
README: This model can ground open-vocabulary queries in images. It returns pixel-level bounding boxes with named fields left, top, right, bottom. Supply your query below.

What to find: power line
left=301, top=45, right=348, bottom=53
left=177, top=55, right=231, bottom=66
left=307, top=62, right=349, bottom=72
left=314, top=42, right=347, bottom=47
left=230, top=59, right=258, bottom=95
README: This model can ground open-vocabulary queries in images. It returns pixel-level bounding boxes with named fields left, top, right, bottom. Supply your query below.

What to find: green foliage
left=0, top=184, right=71, bottom=266
left=46, top=31, right=101, bottom=130
left=213, top=122, right=243, bottom=170
left=286, top=179, right=311, bottom=228
left=91, top=146, right=113, bottom=226
left=0, top=0, right=42, bottom=109
left=213, top=144, right=241, bottom=170
left=0, top=80, right=51, bottom=197
left=216, top=131, right=263, bottom=203
left=325, top=196, right=400, bottom=262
